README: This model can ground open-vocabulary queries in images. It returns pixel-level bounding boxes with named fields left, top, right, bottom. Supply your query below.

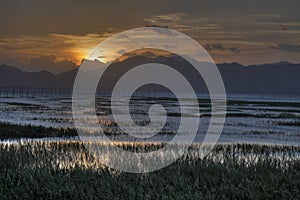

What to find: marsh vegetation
left=0, top=141, right=300, bottom=199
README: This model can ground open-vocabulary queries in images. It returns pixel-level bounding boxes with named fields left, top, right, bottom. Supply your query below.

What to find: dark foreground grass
left=0, top=141, right=300, bottom=199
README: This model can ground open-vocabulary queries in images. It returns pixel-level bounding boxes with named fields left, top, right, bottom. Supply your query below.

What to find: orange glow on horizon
left=70, top=48, right=94, bottom=65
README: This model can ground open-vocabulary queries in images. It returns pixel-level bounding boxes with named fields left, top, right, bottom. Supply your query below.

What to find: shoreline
left=0, top=121, right=299, bottom=146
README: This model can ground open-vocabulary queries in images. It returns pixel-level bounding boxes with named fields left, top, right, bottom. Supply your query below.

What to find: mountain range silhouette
left=0, top=55, right=299, bottom=95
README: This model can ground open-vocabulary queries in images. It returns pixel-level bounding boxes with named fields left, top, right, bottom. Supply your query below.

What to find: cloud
left=24, top=55, right=77, bottom=74
left=252, top=14, right=285, bottom=19
left=0, top=32, right=115, bottom=67
left=204, top=43, right=241, bottom=54
left=203, top=44, right=212, bottom=51
left=147, top=27, right=175, bottom=36
left=117, top=49, right=127, bottom=55
left=144, top=13, right=185, bottom=25
left=212, top=44, right=225, bottom=51
left=144, top=13, right=222, bottom=33
left=228, top=47, right=240, bottom=54
left=271, top=44, right=300, bottom=52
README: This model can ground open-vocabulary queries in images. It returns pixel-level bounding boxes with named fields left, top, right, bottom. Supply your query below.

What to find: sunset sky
left=1, top=0, right=300, bottom=73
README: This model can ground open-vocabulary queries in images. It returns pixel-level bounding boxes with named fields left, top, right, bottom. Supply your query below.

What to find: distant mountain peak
left=218, top=62, right=245, bottom=67
left=0, top=60, right=300, bottom=95
left=272, top=61, right=294, bottom=65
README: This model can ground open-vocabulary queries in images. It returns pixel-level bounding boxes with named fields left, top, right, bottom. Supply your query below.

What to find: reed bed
left=1, top=141, right=300, bottom=199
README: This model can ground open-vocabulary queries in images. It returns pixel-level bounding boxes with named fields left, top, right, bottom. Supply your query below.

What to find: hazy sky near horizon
left=1, top=0, right=300, bottom=72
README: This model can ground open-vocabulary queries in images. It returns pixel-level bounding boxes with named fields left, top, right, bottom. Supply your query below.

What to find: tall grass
left=1, top=141, right=299, bottom=199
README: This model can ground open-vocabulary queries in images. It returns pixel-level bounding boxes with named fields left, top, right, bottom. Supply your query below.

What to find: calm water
left=0, top=94, right=299, bottom=145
